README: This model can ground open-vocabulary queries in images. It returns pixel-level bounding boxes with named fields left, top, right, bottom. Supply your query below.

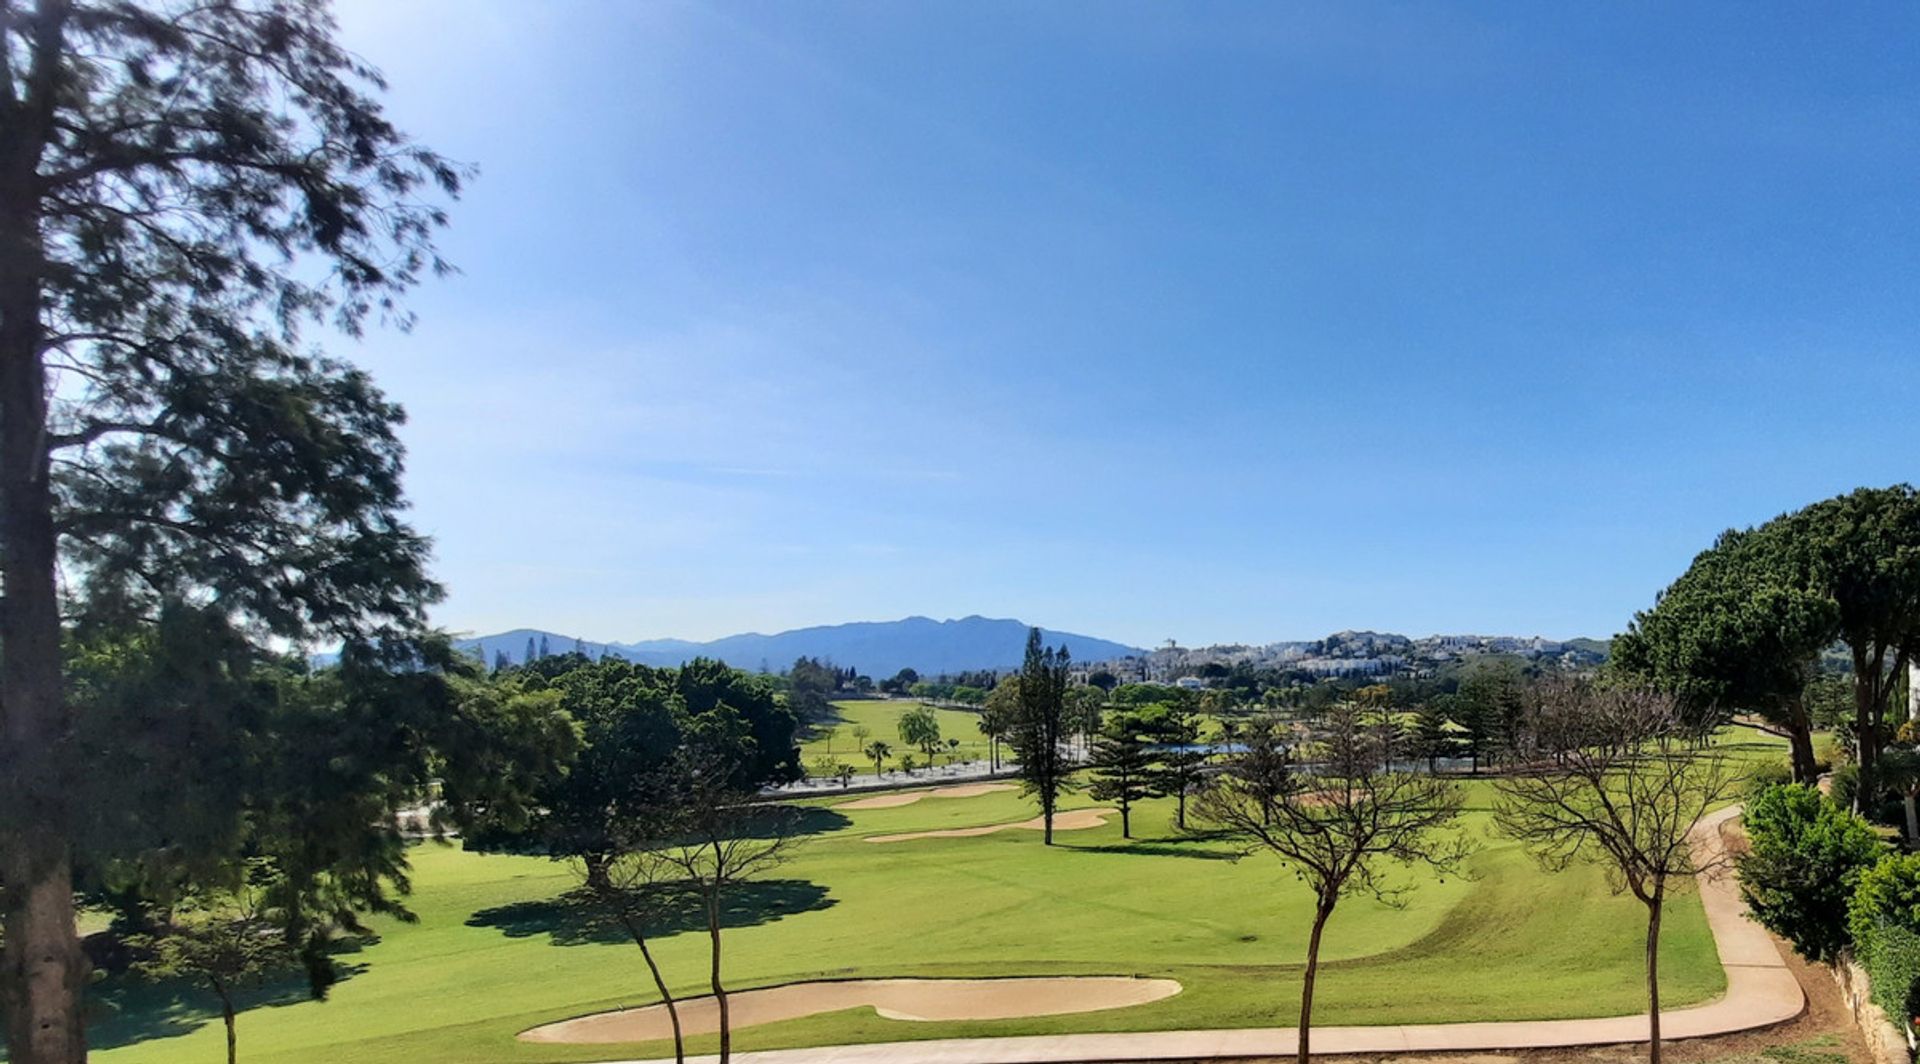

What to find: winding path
left=599, top=804, right=1802, bottom=1064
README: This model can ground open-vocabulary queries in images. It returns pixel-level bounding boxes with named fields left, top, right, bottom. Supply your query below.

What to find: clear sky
left=328, top=1, right=1920, bottom=649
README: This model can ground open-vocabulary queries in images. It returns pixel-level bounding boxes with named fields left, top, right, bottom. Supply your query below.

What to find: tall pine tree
left=0, top=4, right=463, bottom=1058
left=1009, top=629, right=1073, bottom=844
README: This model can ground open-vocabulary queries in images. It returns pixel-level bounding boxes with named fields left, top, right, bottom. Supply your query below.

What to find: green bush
left=1814, top=734, right=1843, bottom=774
left=1851, top=853, right=1920, bottom=945
left=1831, top=764, right=1860, bottom=812
left=1855, top=918, right=1920, bottom=1024
left=1746, top=760, right=1794, bottom=797
left=1740, top=784, right=1884, bottom=961
left=1851, top=852, right=1920, bottom=1025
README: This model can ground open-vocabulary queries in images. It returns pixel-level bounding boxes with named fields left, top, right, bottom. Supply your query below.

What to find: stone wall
left=1834, top=957, right=1915, bottom=1064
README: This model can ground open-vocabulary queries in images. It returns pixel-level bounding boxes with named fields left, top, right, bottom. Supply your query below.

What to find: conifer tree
left=0, top=4, right=467, bottom=1057
left=1009, top=629, right=1073, bottom=844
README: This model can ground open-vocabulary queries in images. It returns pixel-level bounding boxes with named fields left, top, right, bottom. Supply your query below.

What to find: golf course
left=797, top=700, right=999, bottom=774
left=83, top=732, right=1788, bottom=1064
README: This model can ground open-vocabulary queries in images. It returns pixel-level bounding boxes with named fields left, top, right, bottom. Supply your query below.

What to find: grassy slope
left=800, top=700, right=994, bottom=774
left=90, top=731, right=1784, bottom=1064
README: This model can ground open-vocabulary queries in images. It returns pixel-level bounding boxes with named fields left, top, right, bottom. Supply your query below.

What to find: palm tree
left=978, top=688, right=1014, bottom=772
left=864, top=740, right=891, bottom=777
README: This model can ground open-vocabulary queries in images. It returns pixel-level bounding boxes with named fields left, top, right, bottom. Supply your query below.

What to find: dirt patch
left=837, top=783, right=1016, bottom=810
left=517, top=975, right=1181, bottom=1044
left=863, top=807, right=1118, bottom=843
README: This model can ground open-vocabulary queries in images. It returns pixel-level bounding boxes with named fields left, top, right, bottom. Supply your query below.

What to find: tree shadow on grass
left=83, top=936, right=374, bottom=1052
left=798, top=704, right=853, bottom=742
left=1072, top=841, right=1239, bottom=861
left=466, top=878, right=834, bottom=947
left=753, top=806, right=852, bottom=840
left=1066, top=830, right=1240, bottom=861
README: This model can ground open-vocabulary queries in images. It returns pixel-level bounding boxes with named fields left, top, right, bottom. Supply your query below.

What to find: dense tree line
left=1615, top=485, right=1920, bottom=797
left=783, top=657, right=844, bottom=723
left=467, top=656, right=799, bottom=872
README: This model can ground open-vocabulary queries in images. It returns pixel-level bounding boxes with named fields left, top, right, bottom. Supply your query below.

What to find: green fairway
left=799, top=699, right=996, bottom=775
left=83, top=735, right=1791, bottom=1064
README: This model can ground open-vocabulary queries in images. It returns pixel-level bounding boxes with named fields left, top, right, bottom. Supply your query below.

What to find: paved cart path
left=596, top=804, right=1800, bottom=1064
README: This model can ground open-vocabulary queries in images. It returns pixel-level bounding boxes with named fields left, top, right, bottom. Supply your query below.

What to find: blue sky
left=329, top=1, right=1920, bottom=649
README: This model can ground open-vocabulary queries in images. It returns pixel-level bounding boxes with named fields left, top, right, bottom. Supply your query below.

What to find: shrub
left=1815, top=734, right=1844, bottom=773
left=1739, top=783, right=1884, bottom=961
left=806, top=755, right=842, bottom=780
left=1855, top=917, right=1920, bottom=1025
left=1852, top=853, right=1920, bottom=945
left=1850, top=854, right=1920, bottom=1025
left=1746, top=760, right=1794, bottom=797
left=1831, top=764, right=1860, bottom=812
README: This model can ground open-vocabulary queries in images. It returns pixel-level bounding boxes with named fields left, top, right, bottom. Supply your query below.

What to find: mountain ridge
left=453, top=615, right=1143, bottom=676
left=446, top=618, right=1609, bottom=677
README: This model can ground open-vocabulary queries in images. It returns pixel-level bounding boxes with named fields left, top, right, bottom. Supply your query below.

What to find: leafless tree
left=658, top=759, right=801, bottom=1064
left=1493, top=678, right=1746, bottom=1064
left=582, top=843, right=690, bottom=1064
left=1194, top=704, right=1472, bottom=1064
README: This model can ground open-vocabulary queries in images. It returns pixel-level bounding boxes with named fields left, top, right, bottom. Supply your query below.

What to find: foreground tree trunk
left=582, top=853, right=614, bottom=894
left=612, top=906, right=685, bottom=1064
left=211, top=980, right=237, bottom=1064
left=1779, top=693, right=1818, bottom=784
left=1645, top=888, right=1665, bottom=1064
left=706, top=886, right=731, bottom=1064
left=0, top=838, right=84, bottom=1064
left=1297, top=900, right=1333, bottom=1064
left=1, top=48, right=88, bottom=1054
left=1854, top=646, right=1892, bottom=810
left=1788, top=724, right=1817, bottom=785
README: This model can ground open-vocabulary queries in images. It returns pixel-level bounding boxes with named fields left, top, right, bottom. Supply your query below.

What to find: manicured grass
left=799, top=699, right=996, bottom=775
left=88, top=744, right=1775, bottom=1064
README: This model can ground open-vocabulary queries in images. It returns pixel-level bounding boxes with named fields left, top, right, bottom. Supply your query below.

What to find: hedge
left=1856, top=918, right=1920, bottom=1024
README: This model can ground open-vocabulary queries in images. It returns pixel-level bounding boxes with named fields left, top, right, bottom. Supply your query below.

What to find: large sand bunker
left=863, top=807, right=1117, bottom=844
left=836, top=782, right=1016, bottom=810
left=518, top=975, right=1182, bottom=1044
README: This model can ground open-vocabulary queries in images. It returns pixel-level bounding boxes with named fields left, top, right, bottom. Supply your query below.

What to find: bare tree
left=659, top=760, right=801, bottom=1064
left=1493, top=679, right=1746, bottom=1064
left=1194, top=703, right=1471, bottom=1064
left=585, top=843, right=691, bottom=1064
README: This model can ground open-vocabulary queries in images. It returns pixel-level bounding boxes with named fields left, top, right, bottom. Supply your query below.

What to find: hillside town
left=1081, top=630, right=1608, bottom=685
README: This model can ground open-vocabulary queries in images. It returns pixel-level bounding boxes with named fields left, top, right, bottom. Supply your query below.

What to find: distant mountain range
left=454, top=616, right=1144, bottom=677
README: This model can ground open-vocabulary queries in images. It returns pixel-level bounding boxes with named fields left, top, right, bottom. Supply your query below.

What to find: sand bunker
left=863, top=807, right=1118, bottom=844
left=518, top=975, right=1181, bottom=1044
left=836, top=782, right=1016, bottom=810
